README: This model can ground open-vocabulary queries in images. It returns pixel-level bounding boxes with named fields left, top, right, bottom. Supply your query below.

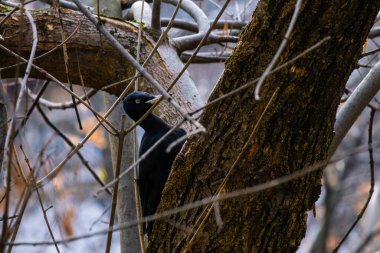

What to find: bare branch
left=180, top=52, right=229, bottom=63
left=27, top=87, right=97, bottom=110
left=160, top=18, right=247, bottom=32
left=165, top=0, right=232, bottom=92
left=19, top=0, right=201, bottom=189
left=7, top=140, right=380, bottom=248
left=105, top=116, right=126, bottom=253
left=71, top=0, right=204, bottom=130
left=0, top=45, right=119, bottom=134
left=6, top=187, right=32, bottom=253
left=329, top=59, right=380, bottom=156
left=36, top=104, right=112, bottom=195
left=368, top=26, right=380, bottom=38
left=165, top=0, right=210, bottom=52
left=151, top=0, right=162, bottom=36
left=97, top=120, right=186, bottom=193
left=332, top=109, right=376, bottom=252
left=1, top=1, right=38, bottom=175
left=190, top=37, right=331, bottom=115
left=19, top=145, right=61, bottom=253
left=183, top=88, right=279, bottom=250
left=1, top=5, right=38, bottom=250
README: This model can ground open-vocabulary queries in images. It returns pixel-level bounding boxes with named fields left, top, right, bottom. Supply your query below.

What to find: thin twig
left=166, top=0, right=233, bottom=92
left=89, top=205, right=111, bottom=231
left=105, top=116, right=126, bottom=253
left=163, top=218, right=201, bottom=235
left=53, top=0, right=82, bottom=130
left=183, top=88, right=279, bottom=251
left=0, top=0, right=35, bottom=27
left=134, top=4, right=146, bottom=250
left=34, top=133, right=56, bottom=170
left=190, top=37, right=331, bottom=115
left=361, top=47, right=380, bottom=58
left=19, top=145, right=61, bottom=253
left=104, top=18, right=218, bottom=133
left=31, top=0, right=194, bottom=189
left=0, top=215, right=18, bottom=222
left=19, top=0, right=189, bottom=190
left=1, top=4, right=38, bottom=252
left=1, top=17, right=85, bottom=72
left=6, top=140, right=380, bottom=247
left=1, top=1, right=38, bottom=177
left=97, top=120, right=186, bottom=193
left=332, top=109, right=376, bottom=252
left=355, top=227, right=380, bottom=253
left=0, top=44, right=118, bottom=134
left=36, top=104, right=112, bottom=195
left=101, top=77, right=136, bottom=91
left=71, top=0, right=203, bottom=131
left=34, top=79, right=133, bottom=188
left=166, top=127, right=204, bottom=152
left=6, top=186, right=32, bottom=253
left=13, top=80, right=50, bottom=139
left=73, top=48, right=116, bottom=136
left=6, top=145, right=32, bottom=253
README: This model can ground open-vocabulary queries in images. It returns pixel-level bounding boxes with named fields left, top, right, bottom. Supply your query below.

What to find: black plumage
left=123, top=92, right=186, bottom=236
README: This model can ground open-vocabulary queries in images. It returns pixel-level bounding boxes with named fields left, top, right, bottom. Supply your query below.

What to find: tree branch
left=164, top=0, right=210, bottom=52
left=329, top=60, right=380, bottom=156
left=160, top=18, right=247, bottom=33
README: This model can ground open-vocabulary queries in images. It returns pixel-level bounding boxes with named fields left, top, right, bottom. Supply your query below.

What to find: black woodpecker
left=123, top=92, right=186, bottom=236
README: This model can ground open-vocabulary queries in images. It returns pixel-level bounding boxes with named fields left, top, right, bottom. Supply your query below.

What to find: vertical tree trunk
left=104, top=94, right=142, bottom=253
left=149, top=1, right=380, bottom=252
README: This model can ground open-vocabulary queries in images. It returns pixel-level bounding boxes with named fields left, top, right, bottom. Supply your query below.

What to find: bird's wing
left=164, top=128, right=187, bottom=159
left=138, top=127, right=186, bottom=235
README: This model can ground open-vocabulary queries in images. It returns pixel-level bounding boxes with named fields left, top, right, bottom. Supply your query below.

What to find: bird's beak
left=146, top=95, right=162, bottom=104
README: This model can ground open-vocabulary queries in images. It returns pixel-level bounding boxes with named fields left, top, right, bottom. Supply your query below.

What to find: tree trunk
left=104, top=94, right=141, bottom=253
left=148, top=1, right=380, bottom=252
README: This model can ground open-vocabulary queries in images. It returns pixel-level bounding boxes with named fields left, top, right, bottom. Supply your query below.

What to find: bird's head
left=123, top=92, right=161, bottom=121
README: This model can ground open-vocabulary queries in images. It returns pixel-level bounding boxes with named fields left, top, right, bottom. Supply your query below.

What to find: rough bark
left=148, top=1, right=380, bottom=252
left=0, top=8, right=203, bottom=127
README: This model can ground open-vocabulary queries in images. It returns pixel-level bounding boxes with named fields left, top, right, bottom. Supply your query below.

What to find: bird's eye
left=135, top=99, right=141, bottom=104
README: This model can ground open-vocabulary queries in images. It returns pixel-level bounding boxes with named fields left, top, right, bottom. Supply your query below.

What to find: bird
left=123, top=91, right=186, bottom=236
